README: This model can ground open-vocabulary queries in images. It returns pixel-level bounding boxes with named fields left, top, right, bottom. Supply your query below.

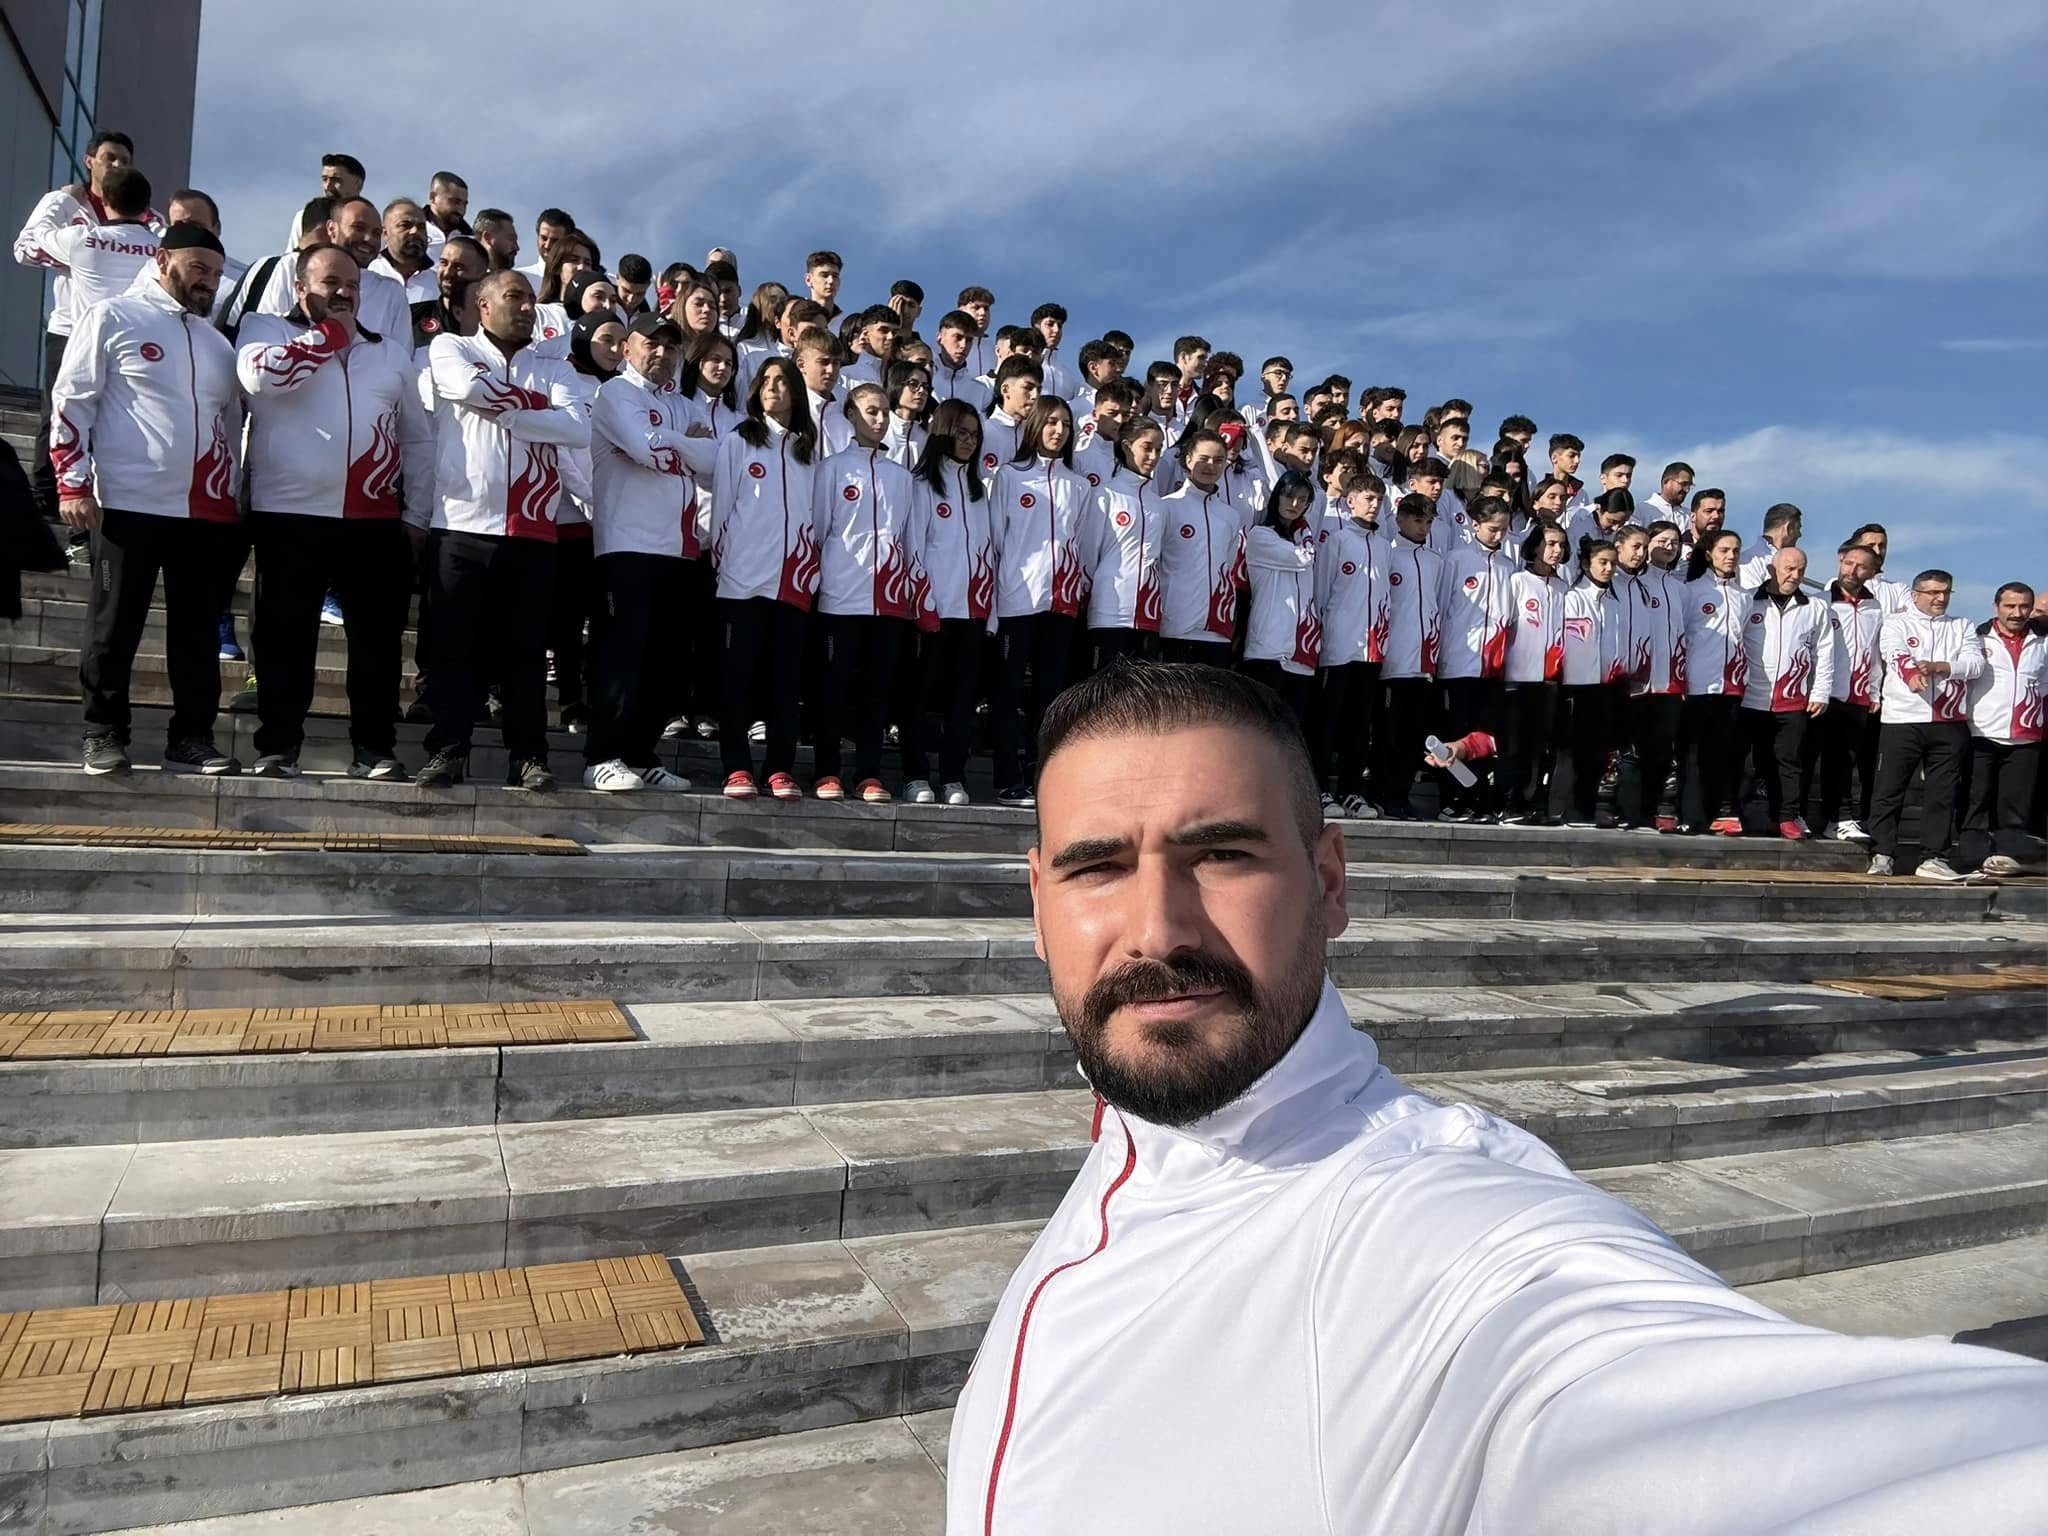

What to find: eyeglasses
left=1914, top=587, right=1951, bottom=597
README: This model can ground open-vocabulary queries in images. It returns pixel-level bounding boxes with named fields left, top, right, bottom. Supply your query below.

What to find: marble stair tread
left=1736, top=1233, right=2048, bottom=1359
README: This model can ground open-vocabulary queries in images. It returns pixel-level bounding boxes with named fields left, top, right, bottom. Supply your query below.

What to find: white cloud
left=1941, top=338, right=2048, bottom=354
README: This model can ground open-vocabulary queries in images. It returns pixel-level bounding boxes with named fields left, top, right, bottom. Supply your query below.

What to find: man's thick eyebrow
left=1168, top=819, right=1271, bottom=849
left=1048, top=835, right=1130, bottom=871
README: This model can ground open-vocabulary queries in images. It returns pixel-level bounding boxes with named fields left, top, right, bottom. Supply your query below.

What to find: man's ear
left=1027, top=843, right=1046, bottom=962
left=1316, top=822, right=1348, bottom=940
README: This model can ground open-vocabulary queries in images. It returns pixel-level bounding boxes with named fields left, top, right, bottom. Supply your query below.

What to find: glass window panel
left=64, top=4, right=83, bottom=78
left=79, top=5, right=101, bottom=107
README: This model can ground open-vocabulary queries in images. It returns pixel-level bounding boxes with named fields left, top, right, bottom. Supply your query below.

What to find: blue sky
left=190, top=0, right=2045, bottom=612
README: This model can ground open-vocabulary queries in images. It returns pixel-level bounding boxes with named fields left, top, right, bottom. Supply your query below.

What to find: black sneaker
left=250, top=752, right=300, bottom=778
left=82, top=734, right=130, bottom=777
left=163, top=736, right=240, bottom=776
left=510, top=758, right=556, bottom=792
left=349, top=751, right=409, bottom=782
left=996, top=783, right=1035, bottom=808
left=414, top=748, right=466, bottom=788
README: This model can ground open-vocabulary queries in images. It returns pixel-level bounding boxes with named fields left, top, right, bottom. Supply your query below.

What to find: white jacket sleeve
left=1809, top=607, right=1837, bottom=703
left=592, top=382, right=687, bottom=476
left=430, top=336, right=514, bottom=416
left=236, top=318, right=348, bottom=395
left=1950, top=623, right=1987, bottom=682
left=398, top=355, right=436, bottom=528
left=46, top=299, right=108, bottom=496
left=1243, top=525, right=1314, bottom=571
left=501, top=369, right=590, bottom=450
left=13, top=190, right=74, bottom=270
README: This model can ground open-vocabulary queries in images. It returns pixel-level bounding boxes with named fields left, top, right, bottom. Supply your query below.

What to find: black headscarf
left=569, top=311, right=621, bottom=381
left=561, top=267, right=610, bottom=319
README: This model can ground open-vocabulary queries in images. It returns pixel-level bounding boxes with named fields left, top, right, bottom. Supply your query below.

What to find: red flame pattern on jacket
left=1420, top=615, right=1442, bottom=676
left=189, top=413, right=236, bottom=521
left=1847, top=648, right=1875, bottom=708
left=1480, top=614, right=1510, bottom=679
left=343, top=410, right=402, bottom=519
left=779, top=522, right=820, bottom=609
left=1769, top=640, right=1814, bottom=710
left=1670, top=633, right=1688, bottom=692
left=1931, top=675, right=1968, bottom=722
left=1135, top=566, right=1163, bottom=632
left=911, top=561, right=939, bottom=634
left=1291, top=604, right=1323, bottom=670
left=967, top=542, right=997, bottom=621
left=1050, top=537, right=1087, bottom=618
left=1367, top=606, right=1391, bottom=664
left=1723, top=643, right=1748, bottom=693
left=49, top=412, right=85, bottom=493
left=2014, top=687, right=2045, bottom=742
left=874, top=536, right=914, bottom=620
left=506, top=443, right=561, bottom=539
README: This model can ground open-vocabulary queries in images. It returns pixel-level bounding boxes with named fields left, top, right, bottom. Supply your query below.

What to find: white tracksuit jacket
left=1878, top=609, right=1985, bottom=726
left=49, top=280, right=240, bottom=521
left=1070, top=435, right=1116, bottom=495
left=980, top=411, right=1024, bottom=482
left=426, top=331, right=589, bottom=540
left=1682, top=572, right=1755, bottom=697
left=236, top=314, right=430, bottom=522
left=1435, top=540, right=1516, bottom=681
left=13, top=186, right=163, bottom=335
left=1380, top=532, right=1444, bottom=680
left=948, top=979, right=2048, bottom=1535
left=911, top=463, right=997, bottom=624
left=589, top=364, right=704, bottom=559
left=710, top=420, right=820, bottom=609
left=1627, top=565, right=1686, bottom=696
left=1741, top=587, right=1838, bottom=712
left=43, top=222, right=159, bottom=332
left=1505, top=566, right=1568, bottom=683
left=1158, top=481, right=1248, bottom=647
left=1080, top=468, right=1165, bottom=633
left=883, top=413, right=927, bottom=471
left=813, top=443, right=923, bottom=620
left=1315, top=518, right=1391, bottom=668
left=1561, top=578, right=1624, bottom=687
left=1969, top=625, right=2047, bottom=745
left=1826, top=586, right=1886, bottom=710
left=930, top=359, right=991, bottom=411
left=257, top=256, right=410, bottom=348
left=1242, top=522, right=1321, bottom=674
left=990, top=456, right=1092, bottom=621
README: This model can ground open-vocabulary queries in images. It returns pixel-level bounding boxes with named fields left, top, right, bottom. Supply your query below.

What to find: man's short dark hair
left=321, top=152, right=366, bottom=181
left=430, top=170, right=467, bottom=191
left=704, top=258, right=739, bottom=285
left=86, top=130, right=135, bottom=158
left=936, top=308, right=979, bottom=337
left=1848, top=522, right=1887, bottom=543
left=616, top=252, right=653, bottom=284
left=537, top=207, right=573, bottom=230
left=299, top=194, right=336, bottom=231
left=1499, top=414, right=1538, bottom=437
left=1549, top=432, right=1584, bottom=455
left=957, top=284, right=994, bottom=305
left=1102, top=329, right=1135, bottom=353
left=1837, top=538, right=1880, bottom=558
left=295, top=240, right=349, bottom=281
left=1174, top=335, right=1211, bottom=358
left=1913, top=569, right=1954, bottom=590
left=1261, top=356, right=1293, bottom=374
left=1145, top=360, right=1179, bottom=387
left=102, top=167, right=152, bottom=218
left=1035, top=661, right=1321, bottom=847
left=806, top=249, right=842, bottom=272
left=1096, top=375, right=1146, bottom=410
left=1031, top=301, right=1068, bottom=326
left=1078, top=339, right=1114, bottom=374
left=1994, top=581, right=2035, bottom=605
left=890, top=278, right=924, bottom=303
left=474, top=207, right=514, bottom=229
left=1662, top=461, right=1695, bottom=481
left=1763, top=502, right=1802, bottom=533
left=1600, top=452, right=1636, bottom=473
left=1693, top=487, right=1726, bottom=506
left=168, top=187, right=218, bottom=226
left=993, top=355, right=1044, bottom=392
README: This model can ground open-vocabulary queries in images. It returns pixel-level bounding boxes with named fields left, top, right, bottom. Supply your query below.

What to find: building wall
left=0, top=0, right=201, bottom=392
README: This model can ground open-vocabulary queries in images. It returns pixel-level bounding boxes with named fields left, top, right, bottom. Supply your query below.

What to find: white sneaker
left=1866, top=854, right=1894, bottom=877
left=943, top=782, right=971, bottom=806
left=1835, top=819, right=1872, bottom=844
left=1320, top=792, right=1341, bottom=816
left=1342, top=795, right=1380, bottom=820
left=582, top=759, right=644, bottom=794
left=748, top=720, right=766, bottom=744
left=904, top=779, right=936, bottom=804
left=1979, top=854, right=2023, bottom=878
left=695, top=716, right=717, bottom=739
left=661, top=717, right=688, bottom=740
left=640, top=765, right=691, bottom=792
left=1914, top=857, right=1969, bottom=883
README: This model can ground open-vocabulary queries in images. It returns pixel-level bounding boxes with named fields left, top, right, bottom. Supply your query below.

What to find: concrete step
left=14, top=1122, right=2048, bottom=1531
left=0, top=911, right=2035, bottom=1011
left=100, top=1417, right=952, bottom=1534
left=0, top=759, right=1901, bottom=871
left=0, top=839, right=2014, bottom=922
left=6, top=1047, right=2044, bottom=1312
left=5, top=600, right=418, bottom=669
left=1739, top=1232, right=2048, bottom=1362
left=5, top=984, right=2041, bottom=1149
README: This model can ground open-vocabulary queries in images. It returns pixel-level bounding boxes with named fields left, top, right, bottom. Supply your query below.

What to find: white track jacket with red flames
left=1381, top=533, right=1444, bottom=680
left=236, top=314, right=429, bottom=522
left=1878, top=609, right=1985, bottom=726
left=711, top=420, right=821, bottom=609
left=1242, top=522, right=1321, bottom=675
left=1969, top=625, right=2046, bottom=745
left=13, top=186, right=163, bottom=336
left=813, top=444, right=924, bottom=620
left=1158, top=481, right=1248, bottom=648
left=1682, top=572, right=1755, bottom=697
left=1315, top=519, right=1391, bottom=668
left=1741, top=587, right=1837, bottom=712
left=911, top=464, right=997, bottom=625
left=426, top=332, right=588, bottom=540
left=589, top=364, right=705, bottom=560
left=991, top=456, right=1093, bottom=621
left=1081, top=469, right=1165, bottom=633
left=1561, top=578, right=1624, bottom=687
left=948, top=979, right=2048, bottom=1536
left=1436, top=540, right=1516, bottom=681
left=1505, top=566, right=1568, bottom=683
left=1827, top=586, right=1886, bottom=710
left=1627, top=565, right=1686, bottom=696
left=49, top=281, right=239, bottom=521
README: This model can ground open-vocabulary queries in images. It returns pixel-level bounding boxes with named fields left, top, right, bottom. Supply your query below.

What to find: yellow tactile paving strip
left=0, top=823, right=584, bottom=856
left=1813, top=965, right=2048, bottom=1000
left=0, top=1001, right=636, bottom=1059
left=0, top=1253, right=701, bottom=1424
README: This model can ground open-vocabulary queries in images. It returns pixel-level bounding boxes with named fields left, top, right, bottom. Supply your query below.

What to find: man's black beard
left=1055, top=936, right=1324, bottom=1128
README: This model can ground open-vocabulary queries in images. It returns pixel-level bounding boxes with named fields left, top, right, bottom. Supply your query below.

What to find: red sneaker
left=767, top=772, right=802, bottom=801
left=813, top=776, right=845, bottom=801
left=1778, top=819, right=1805, bottom=841
left=1654, top=815, right=1679, bottom=833
left=722, top=770, right=757, bottom=800
left=858, top=778, right=891, bottom=803
left=1709, top=815, right=1743, bottom=837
